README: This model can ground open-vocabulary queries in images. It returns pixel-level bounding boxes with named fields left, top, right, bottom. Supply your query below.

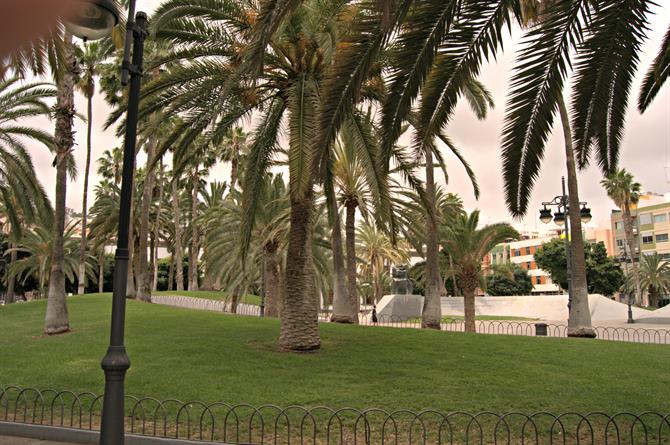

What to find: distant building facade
left=487, top=231, right=561, bottom=294
left=611, top=193, right=670, bottom=261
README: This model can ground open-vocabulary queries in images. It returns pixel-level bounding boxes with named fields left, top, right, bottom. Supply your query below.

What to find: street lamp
left=539, top=176, right=591, bottom=316
left=63, top=2, right=146, bottom=444
left=63, top=0, right=119, bottom=41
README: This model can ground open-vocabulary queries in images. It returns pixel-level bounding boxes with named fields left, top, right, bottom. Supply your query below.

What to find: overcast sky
left=24, top=1, right=670, bottom=232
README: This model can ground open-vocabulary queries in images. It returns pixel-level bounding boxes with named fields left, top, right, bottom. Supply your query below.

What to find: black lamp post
left=539, top=177, right=592, bottom=315
left=64, top=1, right=147, bottom=444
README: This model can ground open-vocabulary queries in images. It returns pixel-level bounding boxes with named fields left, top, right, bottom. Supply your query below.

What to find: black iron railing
left=1, top=386, right=668, bottom=444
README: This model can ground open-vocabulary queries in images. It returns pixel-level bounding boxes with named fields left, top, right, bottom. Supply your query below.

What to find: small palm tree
left=601, top=169, right=642, bottom=305
left=356, top=221, right=410, bottom=304
left=638, top=253, right=670, bottom=308
left=9, top=221, right=94, bottom=296
left=442, top=211, right=518, bottom=333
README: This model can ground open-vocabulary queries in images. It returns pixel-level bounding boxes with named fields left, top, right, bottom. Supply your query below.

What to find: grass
left=0, top=294, right=668, bottom=414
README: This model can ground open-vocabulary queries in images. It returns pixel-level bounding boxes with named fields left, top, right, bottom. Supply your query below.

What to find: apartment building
left=611, top=193, right=670, bottom=260
left=488, top=231, right=561, bottom=294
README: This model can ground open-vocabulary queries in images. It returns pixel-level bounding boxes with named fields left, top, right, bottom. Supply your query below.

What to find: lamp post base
left=99, top=346, right=131, bottom=445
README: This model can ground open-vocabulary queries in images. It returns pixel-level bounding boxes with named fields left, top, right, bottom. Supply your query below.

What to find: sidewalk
left=0, top=436, right=75, bottom=445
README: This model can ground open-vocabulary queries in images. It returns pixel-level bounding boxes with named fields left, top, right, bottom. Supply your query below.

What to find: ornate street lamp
left=539, top=177, right=592, bottom=317
left=63, top=1, right=146, bottom=444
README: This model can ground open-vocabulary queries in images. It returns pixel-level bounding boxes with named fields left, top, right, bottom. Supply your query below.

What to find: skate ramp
left=376, top=294, right=424, bottom=319
left=637, top=304, right=670, bottom=324
left=440, top=294, right=648, bottom=322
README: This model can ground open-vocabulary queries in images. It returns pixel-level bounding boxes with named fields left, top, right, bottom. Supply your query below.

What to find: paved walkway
left=0, top=436, right=75, bottom=445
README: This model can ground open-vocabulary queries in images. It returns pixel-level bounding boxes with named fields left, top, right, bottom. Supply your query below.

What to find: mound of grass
left=1, top=294, right=668, bottom=413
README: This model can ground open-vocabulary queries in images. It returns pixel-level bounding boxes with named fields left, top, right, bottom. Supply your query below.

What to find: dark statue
left=391, top=265, right=413, bottom=295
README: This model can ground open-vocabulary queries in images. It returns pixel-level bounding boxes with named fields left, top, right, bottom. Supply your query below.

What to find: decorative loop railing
left=1, top=387, right=668, bottom=444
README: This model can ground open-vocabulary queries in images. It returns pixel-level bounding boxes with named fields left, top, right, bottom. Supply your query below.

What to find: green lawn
left=0, top=294, right=668, bottom=414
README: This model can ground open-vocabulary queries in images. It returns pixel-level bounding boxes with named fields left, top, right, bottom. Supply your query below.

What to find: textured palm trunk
left=45, top=32, right=75, bottom=335
left=188, top=169, right=199, bottom=291
left=152, top=162, right=164, bottom=292
left=230, top=287, right=240, bottom=314
left=126, top=197, right=136, bottom=298
left=230, top=155, right=239, bottom=192
left=449, top=255, right=459, bottom=296
left=77, top=93, right=94, bottom=295
left=621, top=209, right=642, bottom=305
left=172, top=178, right=184, bottom=292
left=263, top=245, right=282, bottom=317
left=98, top=250, right=104, bottom=294
left=329, top=197, right=350, bottom=323
left=345, top=202, right=359, bottom=323
left=421, top=149, right=442, bottom=329
left=5, top=247, right=17, bottom=304
left=373, top=259, right=382, bottom=304
left=649, top=285, right=659, bottom=308
left=167, top=253, right=174, bottom=291
left=558, top=97, right=595, bottom=338
left=462, top=287, right=476, bottom=333
left=137, top=134, right=157, bottom=302
left=279, top=191, right=320, bottom=351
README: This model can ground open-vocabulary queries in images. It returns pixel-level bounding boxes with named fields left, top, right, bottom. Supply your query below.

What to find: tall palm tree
left=221, top=127, right=247, bottom=192
left=0, top=78, right=55, bottom=303
left=147, top=0, right=394, bottom=351
left=441, top=210, right=518, bottom=333
left=601, top=169, right=642, bottom=305
left=74, top=41, right=108, bottom=296
left=638, top=253, right=670, bottom=308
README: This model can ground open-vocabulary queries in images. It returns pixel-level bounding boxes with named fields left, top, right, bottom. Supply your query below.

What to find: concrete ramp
left=440, top=294, right=648, bottom=323
left=376, top=294, right=424, bottom=319
left=637, top=304, right=670, bottom=324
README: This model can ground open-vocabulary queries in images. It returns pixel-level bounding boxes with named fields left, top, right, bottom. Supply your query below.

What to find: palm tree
left=356, top=221, right=410, bottom=304
left=601, top=169, right=642, bottom=305
left=221, top=127, right=247, bottom=192
left=74, top=41, right=108, bottom=296
left=639, top=22, right=670, bottom=112
left=638, top=253, right=670, bottom=308
left=0, top=78, right=55, bottom=303
left=147, top=0, right=394, bottom=351
left=97, top=147, right=123, bottom=185
left=9, top=221, right=94, bottom=297
left=442, top=211, right=518, bottom=333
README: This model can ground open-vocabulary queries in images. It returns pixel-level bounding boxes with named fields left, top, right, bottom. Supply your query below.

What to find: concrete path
left=0, top=436, right=75, bottom=445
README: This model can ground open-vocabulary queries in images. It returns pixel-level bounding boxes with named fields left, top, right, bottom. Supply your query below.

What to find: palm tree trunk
left=188, top=169, right=199, bottom=291
left=136, top=134, right=157, bottom=302
left=230, top=286, right=240, bottom=314
left=230, top=155, right=239, bottom=192
left=449, top=254, right=459, bottom=296
left=263, top=245, right=282, bottom=317
left=152, top=162, right=164, bottom=292
left=98, top=250, right=104, bottom=293
left=77, top=93, right=94, bottom=295
left=5, top=246, right=17, bottom=304
left=329, top=196, right=350, bottom=323
left=558, top=96, right=595, bottom=338
left=463, top=282, right=477, bottom=333
left=126, top=194, right=136, bottom=298
left=345, top=201, right=359, bottom=324
left=172, top=178, right=184, bottom=292
left=167, top=252, right=174, bottom=291
left=421, top=149, right=442, bottom=329
left=279, top=191, right=320, bottom=351
left=45, top=32, right=75, bottom=335
left=622, top=208, right=642, bottom=305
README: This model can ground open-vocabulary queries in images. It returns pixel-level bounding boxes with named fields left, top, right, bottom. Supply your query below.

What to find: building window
left=526, top=261, right=532, bottom=270
left=615, top=221, right=623, bottom=230
left=642, top=235, right=654, bottom=245
left=525, top=247, right=531, bottom=255
left=639, top=213, right=653, bottom=225
left=514, top=249, right=520, bottom=257
left=656, top=233, right=669, bottom=243
left=616, top=239, right=625, bottom=247
left=654, top=214, right=667, bottom=224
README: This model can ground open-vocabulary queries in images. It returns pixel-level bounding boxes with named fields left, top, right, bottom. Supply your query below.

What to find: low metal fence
left=1, top=386, right=668, bottom=444
left=149, top=297, right=670, bottom=345
left=328, top=314, right=670, bottom=345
